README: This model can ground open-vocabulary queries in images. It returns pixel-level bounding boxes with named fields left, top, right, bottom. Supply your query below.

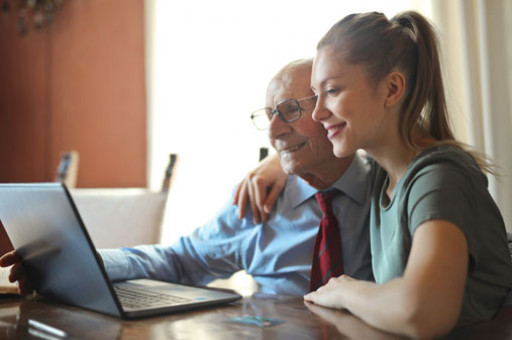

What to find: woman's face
left=311, top=45, right=389, bottom=158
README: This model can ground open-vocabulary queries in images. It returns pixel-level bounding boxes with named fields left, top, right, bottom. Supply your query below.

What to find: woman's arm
left=233, top=153, right=287, bottom=224
left=305, top=302, right=402, bottom=340
left=305, top=220, right=468, bottom=339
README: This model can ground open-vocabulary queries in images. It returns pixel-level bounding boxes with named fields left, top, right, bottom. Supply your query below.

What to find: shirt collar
left=330, top=152, right=370, bottom=205
left=284, top=152, right=370, bottom=209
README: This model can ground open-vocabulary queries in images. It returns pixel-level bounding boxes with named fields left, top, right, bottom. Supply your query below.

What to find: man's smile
left=280, top=141, right=308, bottom=154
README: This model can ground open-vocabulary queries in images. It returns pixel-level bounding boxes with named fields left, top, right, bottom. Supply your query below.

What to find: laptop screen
left=0, top=183, right=121, bottom=317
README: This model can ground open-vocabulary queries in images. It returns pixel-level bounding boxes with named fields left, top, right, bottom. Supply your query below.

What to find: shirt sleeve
left=406, top=163, right=479, bottom=265
left=98, top=198, right=256, bottom=285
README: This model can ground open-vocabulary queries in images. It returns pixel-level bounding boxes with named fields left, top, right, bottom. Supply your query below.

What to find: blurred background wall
left=0, top=0, right=146, bottom=188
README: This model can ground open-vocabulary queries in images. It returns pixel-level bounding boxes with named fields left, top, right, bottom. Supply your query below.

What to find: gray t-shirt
left=370, top=146, right=512, bottom=322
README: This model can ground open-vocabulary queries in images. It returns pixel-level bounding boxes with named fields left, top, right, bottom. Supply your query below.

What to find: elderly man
left=1, top=59, right=372, bottom=296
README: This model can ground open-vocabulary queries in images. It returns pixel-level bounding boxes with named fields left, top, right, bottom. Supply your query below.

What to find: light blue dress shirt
left=99, top=153, right=373, bottom=296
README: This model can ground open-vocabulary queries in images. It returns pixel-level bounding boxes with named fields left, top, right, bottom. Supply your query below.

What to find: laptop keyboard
left=114, top=286, right=193, bottom=310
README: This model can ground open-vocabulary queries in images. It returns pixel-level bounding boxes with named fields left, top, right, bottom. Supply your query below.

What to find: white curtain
left=431, top=0, right=512, bottom=232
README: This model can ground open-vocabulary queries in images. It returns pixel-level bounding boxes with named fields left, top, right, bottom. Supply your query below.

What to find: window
left=145, top=0, right=432, bottom=243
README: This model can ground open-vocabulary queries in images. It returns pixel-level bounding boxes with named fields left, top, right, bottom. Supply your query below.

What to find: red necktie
left=309, top=190, right=344, bottom=292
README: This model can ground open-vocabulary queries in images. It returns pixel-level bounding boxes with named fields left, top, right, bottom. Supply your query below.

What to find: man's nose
left=268, top=113, right=291, bottom=139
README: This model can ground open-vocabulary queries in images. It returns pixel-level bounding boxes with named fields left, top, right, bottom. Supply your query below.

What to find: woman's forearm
left=306, top=221, right=468, bottom=339
left=340, top=277, right=444, bottom=339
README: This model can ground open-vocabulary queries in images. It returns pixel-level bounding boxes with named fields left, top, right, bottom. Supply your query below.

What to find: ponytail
left=391, top=12, right=454, bottom=147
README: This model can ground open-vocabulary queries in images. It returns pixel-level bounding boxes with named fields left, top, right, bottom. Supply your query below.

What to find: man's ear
left=384, top=71, right=406, bottom=108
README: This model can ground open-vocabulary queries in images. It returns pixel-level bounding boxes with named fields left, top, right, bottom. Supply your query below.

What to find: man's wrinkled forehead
left=266, top=69, right=313, bottom=107
left=266, top=79, right=289, bottom=107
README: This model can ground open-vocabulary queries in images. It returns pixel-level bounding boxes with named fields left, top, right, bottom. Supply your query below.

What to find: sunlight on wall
left=145, top=0, right=432, bottom=244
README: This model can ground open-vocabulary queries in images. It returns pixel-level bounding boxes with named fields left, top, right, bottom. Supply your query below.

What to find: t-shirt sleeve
left=406, top=163, right=479, bottom=268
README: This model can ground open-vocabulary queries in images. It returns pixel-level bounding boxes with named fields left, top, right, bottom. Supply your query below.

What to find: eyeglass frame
left=250, top=95, right=318, bottom=130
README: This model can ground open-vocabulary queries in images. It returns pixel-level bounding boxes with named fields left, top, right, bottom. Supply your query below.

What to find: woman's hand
left=304, top=275, right=356, bottom=310
left=233, top=154, right=287, bottom=224
left=0, top=250, right=33, bottom=296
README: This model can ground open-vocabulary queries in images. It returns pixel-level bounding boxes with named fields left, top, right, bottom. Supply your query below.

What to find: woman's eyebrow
left=312, top=75, right=345, bottom=90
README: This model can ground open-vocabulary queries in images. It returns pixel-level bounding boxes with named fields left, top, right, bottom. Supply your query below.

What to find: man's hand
left=233, top=154, right=287, bottom=224
left=0, top=250, right=33, bottom=296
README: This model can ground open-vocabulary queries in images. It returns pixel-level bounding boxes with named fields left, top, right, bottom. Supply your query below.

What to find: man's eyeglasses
left=250, top=95, right=317, bottom=130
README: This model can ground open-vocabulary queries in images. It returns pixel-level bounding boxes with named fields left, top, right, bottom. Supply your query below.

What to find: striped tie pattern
left=309, top=190, right=344, bottom=292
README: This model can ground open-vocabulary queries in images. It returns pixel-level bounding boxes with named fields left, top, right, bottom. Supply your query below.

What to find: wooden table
left=0, top=293, right=510, bottom=339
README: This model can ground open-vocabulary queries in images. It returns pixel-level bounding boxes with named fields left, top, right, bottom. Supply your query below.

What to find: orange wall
left=0, top=0, right=147, bottom=188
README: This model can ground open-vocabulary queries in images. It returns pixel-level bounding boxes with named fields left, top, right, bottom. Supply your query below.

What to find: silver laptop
left=0, top=183, right=241, bottom=319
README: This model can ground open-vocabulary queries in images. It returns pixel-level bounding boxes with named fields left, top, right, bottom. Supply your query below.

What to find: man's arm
left=100, top=198, right=251, bottom=285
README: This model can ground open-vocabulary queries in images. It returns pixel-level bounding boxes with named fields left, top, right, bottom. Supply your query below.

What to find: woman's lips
left=325, top=122, right=347, bottom=139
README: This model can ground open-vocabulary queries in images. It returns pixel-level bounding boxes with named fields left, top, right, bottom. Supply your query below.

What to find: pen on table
left=28, top=319, right=67, bottom=338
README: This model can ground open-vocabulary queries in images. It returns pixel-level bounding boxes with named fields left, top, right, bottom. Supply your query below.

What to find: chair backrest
left=55, top=150, right=80, bottom=188
left=70, top=188, right=168, bottom=248
left=259, top=147, right=269, bottom=162
left=161, top=153, right=178, bottom=192
left=70, top=154, right=179, bottom=248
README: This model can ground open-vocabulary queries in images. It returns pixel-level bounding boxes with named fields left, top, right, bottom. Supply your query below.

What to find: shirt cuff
left=98, top=248, right=131, bottom=282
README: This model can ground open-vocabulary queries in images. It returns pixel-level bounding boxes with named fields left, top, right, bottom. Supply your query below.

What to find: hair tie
left=397, top=17, right=413, bottom=30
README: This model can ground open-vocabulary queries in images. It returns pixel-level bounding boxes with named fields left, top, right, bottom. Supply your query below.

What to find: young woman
left=235, top=11, right=512, bottom=339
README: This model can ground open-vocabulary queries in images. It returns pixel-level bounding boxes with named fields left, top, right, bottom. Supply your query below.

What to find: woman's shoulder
left=415, top=145, right=476, bottom=166
left=409, top=145, right=485, bottom=181
left=395, top=145, right=490, bottom=203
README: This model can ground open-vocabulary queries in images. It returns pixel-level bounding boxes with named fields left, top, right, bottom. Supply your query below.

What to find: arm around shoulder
left=233, top=153, right=287, bottom=223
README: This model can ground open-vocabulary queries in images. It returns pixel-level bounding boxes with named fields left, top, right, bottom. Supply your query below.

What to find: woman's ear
left=384, top=71, right=406, bottom=108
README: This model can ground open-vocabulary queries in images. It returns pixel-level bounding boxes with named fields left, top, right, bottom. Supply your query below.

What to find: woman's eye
left=326, top=88, right=338, bottom=96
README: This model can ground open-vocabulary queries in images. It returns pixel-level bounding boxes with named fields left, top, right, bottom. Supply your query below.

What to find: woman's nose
left=312, top=96, right=329, bottom=122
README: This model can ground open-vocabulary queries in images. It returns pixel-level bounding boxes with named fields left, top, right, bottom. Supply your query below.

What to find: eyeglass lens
left=251, top=96, right=317, bottom=130
left=273, top=99, right=301, bottom=121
